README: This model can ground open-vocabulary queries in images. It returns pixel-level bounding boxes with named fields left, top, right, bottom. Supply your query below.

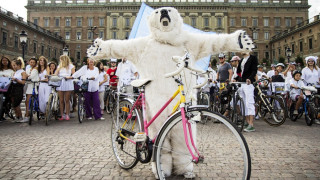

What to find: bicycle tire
left=305, top=103, right=315, bottom=126
left=111, top=99, right=142, bottom=169
left=29, top=97, right=34, bottom=125
left=77, top=94, right=85, bottom=123
left=45, top=94, right=53, bottom=125
left=231, top=96, right=245, bottom=131
left=0, top=94, right=4, bottom=118
left=276, top=94, right=288, bottom=118
left=154, top=109, right=251, bottom=179
left=259, top=95, right=286, bottom=126
left=289, top=103, right=300, bottom=122
left=106, top=93, right=113, bottom=114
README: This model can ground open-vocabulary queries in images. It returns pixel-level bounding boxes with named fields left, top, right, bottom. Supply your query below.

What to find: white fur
left=87, top=7, right=254, bottom=177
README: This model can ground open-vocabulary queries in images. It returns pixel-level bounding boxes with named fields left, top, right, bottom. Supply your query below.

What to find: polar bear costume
left=88, top=7, right=254, bottom=178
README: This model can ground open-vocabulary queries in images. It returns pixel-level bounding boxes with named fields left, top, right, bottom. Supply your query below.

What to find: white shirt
left=98, top=71, right=107, bottom=92
left=58, top=64, right=74, bottom=77
left=289, top=79, right=304, bottom=97
left=0, top=69, right=14, bottom=77
left=241, top=56, right=249, bottom=76
left=301, top=67, right=319, bottom=85
left=82, top=67, right=100, bottom=92
left=12, top=69, right=24, bottom=84
left=115, top=60, right=137, bottom=86
left=267, top=70, right=275, bottom=78
left=26, top=68, right=39, bottom=82
left=257, top=71, right=267, bottom=80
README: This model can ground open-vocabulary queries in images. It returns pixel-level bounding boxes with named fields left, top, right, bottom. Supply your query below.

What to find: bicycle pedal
left=134, top=132, right=147, bottom=142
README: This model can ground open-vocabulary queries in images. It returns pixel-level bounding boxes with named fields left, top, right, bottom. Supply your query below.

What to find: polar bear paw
left=184, top=172, right=196, bottom=179
left=237, top=30, right=255, bottom=52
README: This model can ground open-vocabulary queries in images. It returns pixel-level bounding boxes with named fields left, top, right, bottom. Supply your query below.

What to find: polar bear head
left=86, top=38, right=105, bottom=60
left=148, top=7, right=184, bottom=45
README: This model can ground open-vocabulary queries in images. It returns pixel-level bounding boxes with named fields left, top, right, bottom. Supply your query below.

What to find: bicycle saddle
left=131, top=79, right=152, bottom=88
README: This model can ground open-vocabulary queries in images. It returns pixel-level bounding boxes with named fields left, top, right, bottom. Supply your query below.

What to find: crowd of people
left=0, top=55, right=138, bottom=123
left=1, top=53, right=320, bottom=130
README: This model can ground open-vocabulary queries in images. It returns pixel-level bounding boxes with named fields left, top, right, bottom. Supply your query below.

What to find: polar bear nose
left=161, top=9, right=168, bottom=15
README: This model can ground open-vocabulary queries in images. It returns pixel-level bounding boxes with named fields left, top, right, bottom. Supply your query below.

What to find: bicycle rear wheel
left=106, top=93, right=114, bottom=114
left=0, top=94, right=4, bottom=118
left=29, top=97, right=34, bottom=125
left=231, top=96, right=245, bottom=131
left=45, top=94, right=53, bottom=126
left=111, top=99, right=142, bottom=169
left=305, top=103, right=315, bottom=126
left=154, top=109, right=251, bottom=179
left=260, top=95, right=286, bottom=126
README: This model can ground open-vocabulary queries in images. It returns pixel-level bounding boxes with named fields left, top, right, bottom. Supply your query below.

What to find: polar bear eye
left=155, top=11, right=158, bottom=14
left=168, top=10, right=171, bottom=12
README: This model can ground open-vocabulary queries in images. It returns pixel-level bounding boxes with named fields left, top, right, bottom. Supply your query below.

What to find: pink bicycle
left=111, top=52, right=251, bottom=179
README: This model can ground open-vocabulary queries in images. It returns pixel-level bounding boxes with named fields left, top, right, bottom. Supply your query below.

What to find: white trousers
left=39, top=83, right=52, bottom=113
left=239, top=84, right=255, bottom=116
left=99, top=91, right=105, bottom=110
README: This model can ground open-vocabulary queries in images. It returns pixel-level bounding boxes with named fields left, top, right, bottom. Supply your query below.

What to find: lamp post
left=248, top=27, right=260, bottom=56
left=63, top=46, right=69, bottom=56
left=19, top=30, right=28, bottom=62
left=88, top=26, right=97, bottom=41
left=286, top=47, right=292, bottom=64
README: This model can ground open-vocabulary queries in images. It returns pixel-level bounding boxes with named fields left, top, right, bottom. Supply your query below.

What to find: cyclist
left=107, top=59, right=118, bottom=90
left=289, top=70, right=304, bottom=115
left=38, top=56, right=51, bottom=117
left=256, top=65, right=267, bottom=81
left=24, top=57, right=39, bottom=122
left=216, top=53, right=233, bottom=83
left=0, top=56, right=14, bottom=122
left=115, top=58, right=138, bottom=94
left=11, top=58, right=27, bottom=122
left=271, top=63, right=285, bottom=82
left=96, top=61, right=108, bottom=115
left=54, top=55, right=75, bottom=121
left=266, top=64, right=276, bottom=78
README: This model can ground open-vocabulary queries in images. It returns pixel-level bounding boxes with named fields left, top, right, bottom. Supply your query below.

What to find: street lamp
left=63, top=46, right=69, bottom=56
left=19, top=30, right=28, bottom=62
left=286, top=47, right=292, bottom=64
left=88, top=26, right=97, bottom=41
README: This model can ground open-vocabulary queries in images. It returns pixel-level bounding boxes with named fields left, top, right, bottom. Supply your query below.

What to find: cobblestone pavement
left=0, top=114, right=319, bottom=179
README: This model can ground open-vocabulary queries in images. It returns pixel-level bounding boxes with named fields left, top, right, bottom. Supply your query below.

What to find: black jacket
left=235, top=55, right=258, bottom=83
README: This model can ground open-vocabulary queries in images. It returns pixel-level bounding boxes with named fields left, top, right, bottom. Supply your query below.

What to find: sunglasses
left=219, top=57, right=224, bottom=59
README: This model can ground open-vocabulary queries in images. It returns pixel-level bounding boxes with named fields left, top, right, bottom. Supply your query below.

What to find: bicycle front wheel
left=45, top=94, right=53, bottom=126
left=305, top=102, right=315, bottom=126
left=29, top=97, right=34, bottom=125
left=154, top=109, right=251, bottom=179
left=260, top=95, right=286, bottom=126
left=78, top=94, right=85, bottom=123
left=111, top=99, right=142, bottom=169
left=231, top=96, right=245, bottom=131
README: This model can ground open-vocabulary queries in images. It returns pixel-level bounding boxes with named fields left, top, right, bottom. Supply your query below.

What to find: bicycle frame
left=28, top=81, right=39, bottom=113
left=116, top=80, right=201, bottom=163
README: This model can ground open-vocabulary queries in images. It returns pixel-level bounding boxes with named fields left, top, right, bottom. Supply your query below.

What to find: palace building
left=25, top=0, right=310, bottom=65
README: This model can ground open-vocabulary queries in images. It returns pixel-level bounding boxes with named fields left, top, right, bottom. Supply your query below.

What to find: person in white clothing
left=256, top=65, right=267, bottom=80
left=115, top=58, right=138, bottom=94
left=266, top=64, right=276, bottom=78
left=96, top=61, right=108, bottom=115
left=37, top=56, right=51, bottom=115
left=289, top=71, right=305, bottom=115
left=24, top=58, right=39, bottom=122
left=54, top=55, right=75, bottom=121
left=73, top=58, right=104, bottom=120
left=0, top=56, right=14, bottom=121
left=301, top=56, right=319, bottom=85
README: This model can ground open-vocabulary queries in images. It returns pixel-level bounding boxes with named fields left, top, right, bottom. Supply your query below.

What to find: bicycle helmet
left=276, top=63, right=285, bottom=68
left=110, top=58, right=117, bottom=62
left=292, top=70, right=302, bottom=77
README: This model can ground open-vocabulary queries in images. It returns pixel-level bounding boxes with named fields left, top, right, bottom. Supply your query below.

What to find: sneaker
left=315, top=119, right=320, bottom=125
left=87, top=117, right=93, bottom=120
left=97, top=117, right=105, bottom=120
left=293, top=110, right=299, bottom=115
left=19, top=117, right=29, bottom=123
left=244, top=125, right=255, bottom=132
left=244, top=122, right=249, bottom=129
left=65, top=115, right=70, bottom=121
left=255, top=115, right=259, bottom=120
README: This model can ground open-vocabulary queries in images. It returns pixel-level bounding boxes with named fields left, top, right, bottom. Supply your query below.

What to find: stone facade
left=269, top=15, right=320, bottom=65
left=0, top=7, right=64, bottom=62
left=25, top=0, right=310, bottom=64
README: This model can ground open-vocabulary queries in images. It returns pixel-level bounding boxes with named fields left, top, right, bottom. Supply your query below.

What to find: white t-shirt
left=115, top=60, right=137, bottom=86
left=267, top=70, right=275, bottom=78
left=289, top=78, right=305, bottom=99
left=301, top=67, right=319, bottom=85
left=0, top=69, right=14, bottom=77
left=98, top=71, right=107, bottom=92
left=257, top=71, right=267, bottom=80
left=82, top=67, right=100, bottom=92
left=58, top=64, right=74, bottom=77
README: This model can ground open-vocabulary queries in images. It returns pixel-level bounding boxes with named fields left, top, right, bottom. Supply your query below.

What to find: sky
left=0, top=0, right=319, bottom=21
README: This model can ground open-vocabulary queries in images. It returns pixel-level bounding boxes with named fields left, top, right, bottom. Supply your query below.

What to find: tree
left=211, top=59, right=217, bottom=69
left=279, top=56, right=285, bottom=64
left=295, top=55, right=304, bottom=68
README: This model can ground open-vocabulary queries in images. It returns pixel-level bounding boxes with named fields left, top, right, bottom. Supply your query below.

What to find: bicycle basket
left=48, top=79, right=62, bottom=87
left=0, top=77, right=11, bottom=92
left=74, top=79, right=89, bottom=92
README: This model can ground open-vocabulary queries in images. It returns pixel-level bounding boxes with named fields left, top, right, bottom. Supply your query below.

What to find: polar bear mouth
left=160, top=15, right=171, bottom=27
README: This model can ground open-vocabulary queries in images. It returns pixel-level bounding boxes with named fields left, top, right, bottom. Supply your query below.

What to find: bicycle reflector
left=122, top=106, right=130, bottom=112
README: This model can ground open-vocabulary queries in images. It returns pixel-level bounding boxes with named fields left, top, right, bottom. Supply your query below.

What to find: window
left=125, top=18, right=130, bottom=27
left=252, top=18, right=258, bottom=27
left=99, top=18, right=104, bottom=26
left=54, top=48, right=57, bottom=58
left=77, top=18, right=82, bottom=27
left=33, top=42, right=37, bottom=53
left=217, top=17, right=222, bottom=28
left=44, top=18, right=49, bottom=27
left=291, top=44, right=295, bottom=54
left=262, top=0, right=268, bottom=3
left=99, top=31, right=104, bottom=38
left=191, top=18, right=196, bottom=27
left=112, top=31, right=117, bottom=39
left=265, top=52, right=269, bottom=59
left=309, top=38, right=313, bottom=49
left=251, top=0, right=257, bottom=3
left=299, top=41, right=303, bottom=52
left=285, top=18, right=291, bottom=27
left=241, top=18, right=247, bottom=26
left=112, top=18, right=117, bottom=27
left=41, top=45, right=44, bottom=55
left=230, top=18, right=235, bottom=27
left=88, top=18, right=93, bottom=27
left=48, top=47, right=51, bottom=57
left=55, top=18, right=60, bottom=27
left=76, top=32, right=81, bottom=40
left=14, top=36, right=18, bottom=48
left=77, top=52, right=81, bottom=60
left=204, top=17, right=209, bottom=27
left=2, top=32, right=7, bottom=45
left=229, top=0, right=235, bottom=2
left=274, top=17, right=280, bottom=27
left=34, top=19, right=38, bottom=25
left=125, top=31, right=130, bottom=39
left=264, top=18, right=269, bottom=26
left=88, top=31, right=93, bottom=39
left=65, top=32, right=70, bottom=40
left=278, top=48, right=281, bottom=56
left=253, top=32, right=258, bottom=40
left=239, top=0, right=246, bottom=2
left=66, top=18, right=71, bottom=27
left=264, top=32, right=269, bottom=40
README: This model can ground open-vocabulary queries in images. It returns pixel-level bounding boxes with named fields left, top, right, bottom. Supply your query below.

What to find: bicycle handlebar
left=165, top=52, right=208, bottom=89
